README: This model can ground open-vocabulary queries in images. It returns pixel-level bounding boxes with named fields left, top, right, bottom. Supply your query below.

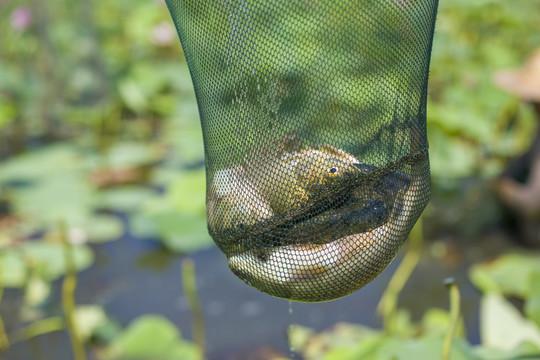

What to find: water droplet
left=288, top=301, right=296, bottom=358
left=288, top=324, right=296, bottom=359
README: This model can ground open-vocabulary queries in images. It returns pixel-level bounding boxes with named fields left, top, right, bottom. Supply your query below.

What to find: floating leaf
left=11, top=173, right=96, bottom=229
left=150, top=167, right=184, bottom=187
left=161, top=101, right=205, bottom=167
left=93, top=318, right=124, bottom=344
left=75, top=305, right=108, bottom=341
left=0, top=250, right=27, bottom=287
left=23, top=241, right=94, bottom=281
left=288, top=325, right=314, bottom=354
left=142, top=169, right=212, bottom=253
left=389, top=309, right=416, bottom=338
left=428, top=125, right=477, bottom=179
left=474, top=340, right=540, bottom=360
left=105, top=315, right=201, bottom=360
left=324, top=334, right=387, bottom=360
left=84, top=214, right=124, bottom=243
left=525, top=271, right=540, bottom=329
left=294, top=323, right=382, bottom=359
left=421, top=308, right=465, bottom=338
left=97, top=186, right=156, bottom=213
left=166, top=169, right=206, bottom=215
left=130, top=212, right=158, bottom=239
left=24, top=275, right=51, bottom=307
left=0, top=95, right=16, bottom=129
left=117, top=78, right=149, bottom=113
left=375, top=336, right=479, bottom=360
left=87, top=142, right=163, bottom=171
left=469, top=253, right=540, bottom=298
left=22, top=242, right=94, bottom=283
left=480, top=293, right=540, bottom=351
left=0, top=241, right=94, bottom=288
left=0, top=144, right=80, bottom=184
left=319, top=332, right=478, bottom=360
left=148, top=212, right=211, bottom=253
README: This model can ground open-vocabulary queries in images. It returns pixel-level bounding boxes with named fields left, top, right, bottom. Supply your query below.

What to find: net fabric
left=166, top=0, right=438, bottom=302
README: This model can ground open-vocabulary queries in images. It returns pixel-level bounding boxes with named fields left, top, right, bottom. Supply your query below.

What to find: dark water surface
left=2, top=225, right=486, bottom=360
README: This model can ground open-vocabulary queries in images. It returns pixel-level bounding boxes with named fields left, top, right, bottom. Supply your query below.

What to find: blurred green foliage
left=0, top=0, right=210, bottom=252
left=0, top=0, right=538, bottom=250
left=289, top=253, right=540, bottom=360
left=103, top=315, right=202, bottom=360
left=0, top=0, right=540, bottom=358
left=428, top=0, right=540, bottom=179
left=1, top=0, right=209, bottom=356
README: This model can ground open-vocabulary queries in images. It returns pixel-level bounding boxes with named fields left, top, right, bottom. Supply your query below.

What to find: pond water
left=2, top=217, right=494, bottom=360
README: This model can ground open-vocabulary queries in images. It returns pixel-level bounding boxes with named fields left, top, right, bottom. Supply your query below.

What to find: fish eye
left=328, top=167, right=338, bottom=174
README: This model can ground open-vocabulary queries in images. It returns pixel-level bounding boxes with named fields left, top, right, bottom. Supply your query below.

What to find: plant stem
left=182, top=259, right=206, bottom=360
left=377, top=215, right=423, bottom=333
left=10, top=317, right=64, bottom=344
left=0, top=254, right=10, bottom=351
left=442, top=278, right=461, bottom=360
left=60, top=222, right=87, bottom=360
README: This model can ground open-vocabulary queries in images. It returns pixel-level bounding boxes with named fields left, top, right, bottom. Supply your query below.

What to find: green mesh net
left=165, top=0, right=438, bottom=302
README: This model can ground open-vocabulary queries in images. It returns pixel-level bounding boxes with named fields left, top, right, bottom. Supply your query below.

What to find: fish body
left=249, top=197, right=389, bottom=249
left=206, top=166, right=274, bottom=233
left=251, top=144, right=369, bottom=215
left=227, top=153, right=430, bottom=302
left=206, top=137, right=428, bottom=302
left=208, top=141, right=385, bottom=247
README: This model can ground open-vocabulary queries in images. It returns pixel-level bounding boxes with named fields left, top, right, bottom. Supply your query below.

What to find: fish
left=227, top=152, right=430, bottom=302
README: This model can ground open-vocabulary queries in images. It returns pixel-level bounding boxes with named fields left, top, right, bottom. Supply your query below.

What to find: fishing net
left=166, top=0, right=438, bottom=302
